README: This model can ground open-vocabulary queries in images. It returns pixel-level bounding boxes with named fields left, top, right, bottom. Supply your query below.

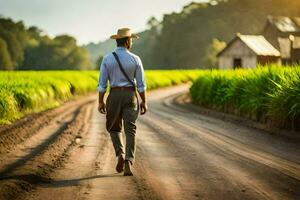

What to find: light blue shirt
left=97, top=47, right=146, bottom=93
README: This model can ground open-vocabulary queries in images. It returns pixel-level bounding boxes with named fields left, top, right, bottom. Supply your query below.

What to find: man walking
left=97, top=28, right=147, bottom=176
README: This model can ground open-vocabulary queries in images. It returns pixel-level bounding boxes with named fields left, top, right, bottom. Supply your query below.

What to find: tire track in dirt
left=135, top=90, right=300, bottom=200
left=0, top=107, right=81, bottom=177
left=0, top=95, right=95, bottom=200
left=0, top=94, right=96, bottom=155
left=22, top=102, right=154, bottom=200
left=138, top=118, right=266, bottom=200
left=161, top=94, right=300, bottom=179
left=22, top=103, right=107, bottom=200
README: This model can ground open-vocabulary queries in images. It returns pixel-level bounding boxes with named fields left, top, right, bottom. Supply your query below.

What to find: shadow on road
left=0, top=173, right=121, bottom=187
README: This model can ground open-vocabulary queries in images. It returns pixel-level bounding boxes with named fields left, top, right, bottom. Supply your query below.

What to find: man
left=97, top=28, right=147, bottom=176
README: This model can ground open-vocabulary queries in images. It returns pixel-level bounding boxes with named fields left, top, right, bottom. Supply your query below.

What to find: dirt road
left=0, top=85, right=299, bottom=200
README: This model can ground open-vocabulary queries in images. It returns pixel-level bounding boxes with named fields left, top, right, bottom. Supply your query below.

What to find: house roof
left=267, top=16, right=300, bottom=33
left=239, top=35, right=280, bottom=56
left=294, top=18, right=300, bottom=28
left=218, top=34, right=281, bottom=57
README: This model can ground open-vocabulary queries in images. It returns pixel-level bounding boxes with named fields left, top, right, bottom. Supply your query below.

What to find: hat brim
left=110, top=34, right=139, bottom=39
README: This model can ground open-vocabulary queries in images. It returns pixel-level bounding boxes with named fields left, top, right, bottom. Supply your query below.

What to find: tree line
left=0, top=17, right=92, bottom=70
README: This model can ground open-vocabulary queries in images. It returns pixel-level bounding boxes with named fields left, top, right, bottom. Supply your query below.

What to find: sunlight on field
left=2, top=67, right=299, bottom=126
left=190, top=65, right=300, bottom=128
left=0, top=70, right=201, bottom=124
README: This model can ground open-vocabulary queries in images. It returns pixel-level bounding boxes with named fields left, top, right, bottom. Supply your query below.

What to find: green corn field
left=0, top=70, right=201, bottom=124
left=1, top=67, right=299, bottom=128
left=190, top=65, right=300, bottom=129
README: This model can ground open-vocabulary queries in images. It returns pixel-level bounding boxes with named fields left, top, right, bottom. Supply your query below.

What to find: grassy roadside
left=190, top=66, right=300, bottom=131
left=0, top=70, right=202, bottom=124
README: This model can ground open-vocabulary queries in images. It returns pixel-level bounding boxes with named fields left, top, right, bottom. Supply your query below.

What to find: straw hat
left=110, top=28, right=139, bottom=39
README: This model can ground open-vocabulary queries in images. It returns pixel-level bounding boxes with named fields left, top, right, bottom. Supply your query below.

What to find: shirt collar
left=115, top=47, right=129, bottom=52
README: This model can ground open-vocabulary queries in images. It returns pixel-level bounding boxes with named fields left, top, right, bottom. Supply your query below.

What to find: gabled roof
left=267, top=16, right=300, bottom=33
left=239, top=35, right=280, bottom=56
left=218, top=34, right=280, bottom=57
left=294, top=18, right=300, bottom=28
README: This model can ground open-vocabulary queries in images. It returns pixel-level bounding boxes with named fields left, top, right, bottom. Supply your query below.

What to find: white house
left=217, top=34, right=281, bottom=69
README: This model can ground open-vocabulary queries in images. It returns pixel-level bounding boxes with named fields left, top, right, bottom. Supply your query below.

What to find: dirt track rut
left=0, top=85, right=299, bottom=200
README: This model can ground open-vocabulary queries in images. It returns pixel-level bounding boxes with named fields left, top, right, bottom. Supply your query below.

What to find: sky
left=0, top=0, right=207, bottom=45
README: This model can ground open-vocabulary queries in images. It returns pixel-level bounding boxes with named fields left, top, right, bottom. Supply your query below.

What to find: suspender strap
left=112, top=52, right=136, bottom=88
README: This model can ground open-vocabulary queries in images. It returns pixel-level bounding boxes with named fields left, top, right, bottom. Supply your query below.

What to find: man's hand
left=138, top=91, right=147, bottom=115
left=98, top=101, right=106, bottom=114
left=140, top=101, right=148, bottom=115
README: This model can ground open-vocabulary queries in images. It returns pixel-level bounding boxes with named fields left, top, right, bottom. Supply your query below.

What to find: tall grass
left=0, top=70, right=201, bottom=124
left=190, top=65, right=300, bottom=130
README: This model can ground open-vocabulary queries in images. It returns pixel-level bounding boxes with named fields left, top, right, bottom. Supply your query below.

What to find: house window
left=233, top=58, right=242, bottom=69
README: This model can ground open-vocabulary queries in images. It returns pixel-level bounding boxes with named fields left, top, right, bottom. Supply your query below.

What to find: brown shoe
left=116, top=154, right=125, bottom=173
left=124, top=160, right=133, bottom=176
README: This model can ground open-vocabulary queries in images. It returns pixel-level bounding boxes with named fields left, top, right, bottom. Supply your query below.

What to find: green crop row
left=0, top=71, right=99, bottom=124
left=190, top=65, right=300, bottom=130
left=0, top=70, right=201, bottom=124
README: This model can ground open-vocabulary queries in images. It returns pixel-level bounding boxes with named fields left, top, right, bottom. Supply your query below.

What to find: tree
left=202, top=38, right=226, bottom=68
left=95, top=54, right=104, bottom=69
left=147, top=17, right=160, bottom=30
left=0, top=16, right=93, bottom=70
left=0, top=38, right=13, bottom=70
left=22, top=36, right=93, bottom=70
left=0, top=17, right=28, bottom=68
left=65, top=47, right=93, bottom=70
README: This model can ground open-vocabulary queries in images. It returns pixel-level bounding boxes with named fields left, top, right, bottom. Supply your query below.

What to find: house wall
left=219, top=57, right=232, bottom=69
left=261, top=23, right=283, bottom=49
left=219, top=57, right=257, bottom=69
left=257, top=56, right=281, bottom=65
left=218, top=39, right=257, bottom=69
left=242, top=57, right=257, bottom=68
left=291, top=49, right=300, bottom=64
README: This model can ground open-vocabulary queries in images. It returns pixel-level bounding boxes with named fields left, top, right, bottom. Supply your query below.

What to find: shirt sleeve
left=97, top=57, right=108, bottom=93
left=135, top=56, right=146, bottom=92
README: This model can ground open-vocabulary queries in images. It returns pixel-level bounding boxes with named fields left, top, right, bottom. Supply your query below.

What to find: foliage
left=0, top=17, right=92, bottom=70
left=0, top=18, right=27, bottom=68
left=0, top=70, right=201, bottom=124
left=83, top=39, right=115, bottom=66
left=190, top=65, right=300, bottom=128
left=95, top=55, right=104, bottom=70
left=202, top=38, right=226, bottom=68
left=0, top=71, right=96, bottom=123
left=0, top=38, right=13, bottom=70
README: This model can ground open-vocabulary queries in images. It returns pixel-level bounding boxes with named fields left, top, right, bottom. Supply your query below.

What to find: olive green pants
left=106, top=90, right=138, bottom=163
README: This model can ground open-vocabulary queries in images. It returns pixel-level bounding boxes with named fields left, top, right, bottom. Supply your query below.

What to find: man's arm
left=97, top=57, right=108, bottom=114
left=135, top=57, right=147, bottom=115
